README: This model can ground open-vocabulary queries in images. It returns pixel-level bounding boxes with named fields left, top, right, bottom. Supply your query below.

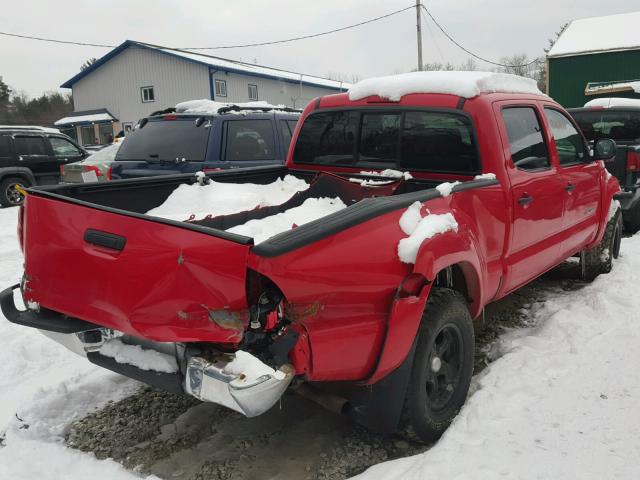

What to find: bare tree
left=80, top=58, right=98, bottom=71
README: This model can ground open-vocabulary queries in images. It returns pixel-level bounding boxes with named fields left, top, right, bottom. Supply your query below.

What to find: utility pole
left=416, top=0, right=423, bottom=71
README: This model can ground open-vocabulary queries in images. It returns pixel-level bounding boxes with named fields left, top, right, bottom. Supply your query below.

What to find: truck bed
left=21, top=166, right=462, bottom=343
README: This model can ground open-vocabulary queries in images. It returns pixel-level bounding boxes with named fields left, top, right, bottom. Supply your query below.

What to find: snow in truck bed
left=147, top=175, right=348, bottom=244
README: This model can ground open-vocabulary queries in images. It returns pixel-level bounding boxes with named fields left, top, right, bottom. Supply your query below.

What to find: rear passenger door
left=12, top=134, right=57, bottom=176
left=543, top=107, right=601, bottom=254
left=220, top=119, right=281, bottom=169
left=496, top=103, right=566, bottom=292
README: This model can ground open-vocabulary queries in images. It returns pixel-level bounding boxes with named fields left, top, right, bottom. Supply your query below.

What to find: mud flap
left=345, top=338, right=417, bottom=434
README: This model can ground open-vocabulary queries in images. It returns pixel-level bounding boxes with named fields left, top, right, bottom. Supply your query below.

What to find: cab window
left=501, top=107, right=549, bottom=171
left=544, top=108, right=587, bottom=165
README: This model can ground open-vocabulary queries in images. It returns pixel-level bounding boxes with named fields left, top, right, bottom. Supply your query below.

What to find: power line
left=420, top=4, right=539, bottom=68
left=0, top=5, right=415, bottom=51
left=0, top=31, right=113, bottom=48
left=183, top=6, right=415, bottom=50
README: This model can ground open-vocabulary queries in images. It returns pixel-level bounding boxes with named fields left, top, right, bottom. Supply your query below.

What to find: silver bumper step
left=40, top=328, right=293, bottom=417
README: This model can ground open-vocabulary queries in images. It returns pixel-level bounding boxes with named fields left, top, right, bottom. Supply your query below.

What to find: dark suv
left=110, top=106, right=300, bottom=179
left=569, top=102, right=640, bottom=231
left=0, top=126, right=87, bottom=206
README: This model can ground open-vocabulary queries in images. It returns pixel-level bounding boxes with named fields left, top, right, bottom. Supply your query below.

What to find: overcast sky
left=1, top=0, right=638, bottom=98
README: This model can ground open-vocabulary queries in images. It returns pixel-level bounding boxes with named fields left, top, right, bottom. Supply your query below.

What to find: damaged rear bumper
left=0, top=284, right=293, bottom=417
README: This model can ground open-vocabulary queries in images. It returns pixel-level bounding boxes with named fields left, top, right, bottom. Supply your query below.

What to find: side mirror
left=593, top=138, right=616, bottom=160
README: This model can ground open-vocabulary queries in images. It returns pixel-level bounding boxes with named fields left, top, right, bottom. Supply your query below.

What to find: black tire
left=623, top=205, right=640, bottom=234
left=0, top=177, right=30, bottom=207
left=580, top=209, right=622, bottom=282
left=400, top=288, right=474, bottom=443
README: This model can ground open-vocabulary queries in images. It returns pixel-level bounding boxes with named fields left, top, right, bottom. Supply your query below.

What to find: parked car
left=110, top=103, right=300, bottom=179
left=61, top=141, right=122, bottom=183
left=0, top=126, right=87, bottom=206
left=1, top=72, right=622, bottom=443
left=569, top=98, right=640, bottom=232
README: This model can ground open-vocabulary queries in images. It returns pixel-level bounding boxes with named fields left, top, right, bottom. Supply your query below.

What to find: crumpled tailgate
left=22, top=194, right=251, bottom=343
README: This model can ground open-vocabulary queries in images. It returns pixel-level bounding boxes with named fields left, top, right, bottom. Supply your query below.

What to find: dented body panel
left=22, top=194, right=251, bottom=343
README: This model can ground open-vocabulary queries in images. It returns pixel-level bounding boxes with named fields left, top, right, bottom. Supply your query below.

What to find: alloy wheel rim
left=6, top=183, right=25, bottom=205
left=425, top=323, right=464, bottom=412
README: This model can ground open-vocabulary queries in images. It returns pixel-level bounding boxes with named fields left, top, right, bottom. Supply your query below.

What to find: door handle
left=518, top=194, right=533, bottom=206
left=84, top=229, right=127, bottom=251
left=565, top=183, right=576, bottom=192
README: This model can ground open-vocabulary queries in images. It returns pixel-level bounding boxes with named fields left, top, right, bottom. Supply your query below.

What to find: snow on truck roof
left=584, top=97, right=640, bottom=109
left=348, top=71, right=543, bottom=102
left=174, top=99, right=299, bottom=115
left=548, top=11, right=640, bottom=58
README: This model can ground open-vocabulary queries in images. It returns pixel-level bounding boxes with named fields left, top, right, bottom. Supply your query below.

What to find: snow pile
left=548, top=11, right=640, bottom=57
left=349, top=178, right=395, bottom=187
left=146, top=175, right=310, bottom=221
left=397, top=201, right=458, bottom=263
left=584, top=97, right=640, bottom=108
left=223, top=350, right=285, bottom=383
left=435, top=181, right=461, bottom=197
left=608, top=199, right=621, bottom=221
left=474, top=173, right=497, bottom=181
left=349, top=71, right=543, bottom=102
left=359, top=169, right=413, bottom=180
left=228, top=197, right=347, bottom=244
left=175, top=99, right=287, bottom=115
left=99, top=339, right=178, bottom=373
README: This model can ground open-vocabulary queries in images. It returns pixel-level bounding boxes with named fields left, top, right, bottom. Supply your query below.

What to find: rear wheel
left=580, top=209, right=622, bottom=282
left=400, top=288, right=474, bottom=443
left=0, top=177, right=30, bottom=207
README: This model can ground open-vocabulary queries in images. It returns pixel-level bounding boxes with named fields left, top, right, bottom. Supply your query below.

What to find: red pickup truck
left=1, top=72, right=623, bottom=443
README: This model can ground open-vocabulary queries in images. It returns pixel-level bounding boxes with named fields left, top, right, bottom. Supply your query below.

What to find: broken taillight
left=106, top=166, right=112, bottom=181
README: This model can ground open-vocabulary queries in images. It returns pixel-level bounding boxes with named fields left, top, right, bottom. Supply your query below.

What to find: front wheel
left=0, top=177, right=30, bottom=207
left=400, top=288, right=474, bottom=443
left=580, top=208, right=622, bottom=282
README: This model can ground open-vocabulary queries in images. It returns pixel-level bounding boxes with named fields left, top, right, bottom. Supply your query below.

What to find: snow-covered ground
left=1, top=202, right=640, bottom=480
left=0, top=207, right=155, bottom=479
left=356, top=234, right=640, bottom=479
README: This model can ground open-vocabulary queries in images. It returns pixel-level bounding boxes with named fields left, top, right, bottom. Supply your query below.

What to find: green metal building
left=547, top=11, right=640, bottom=108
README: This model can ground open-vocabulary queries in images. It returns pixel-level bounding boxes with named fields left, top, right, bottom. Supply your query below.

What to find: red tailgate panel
left=22, top=195, right=251, bottom=343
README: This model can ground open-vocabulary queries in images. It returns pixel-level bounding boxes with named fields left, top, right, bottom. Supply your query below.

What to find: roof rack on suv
left=216, top=105, right=302, bottom=114
left=0, top=125, right=60, bottom=133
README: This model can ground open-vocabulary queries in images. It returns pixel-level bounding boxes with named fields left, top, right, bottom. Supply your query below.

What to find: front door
left=497, top=103, right=566, bottom=292
left=543, top=107, right=601, bottom=256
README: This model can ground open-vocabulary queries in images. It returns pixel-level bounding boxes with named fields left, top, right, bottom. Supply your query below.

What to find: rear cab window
left=571, top=109, right=640, bottom=143
left=116, top=118, right=210, bottom=161
left=292, top=109, right=479, bottom=173
left=223, top=119, right=276, bottom=161
left=501, top=107, right=550, bottom=171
